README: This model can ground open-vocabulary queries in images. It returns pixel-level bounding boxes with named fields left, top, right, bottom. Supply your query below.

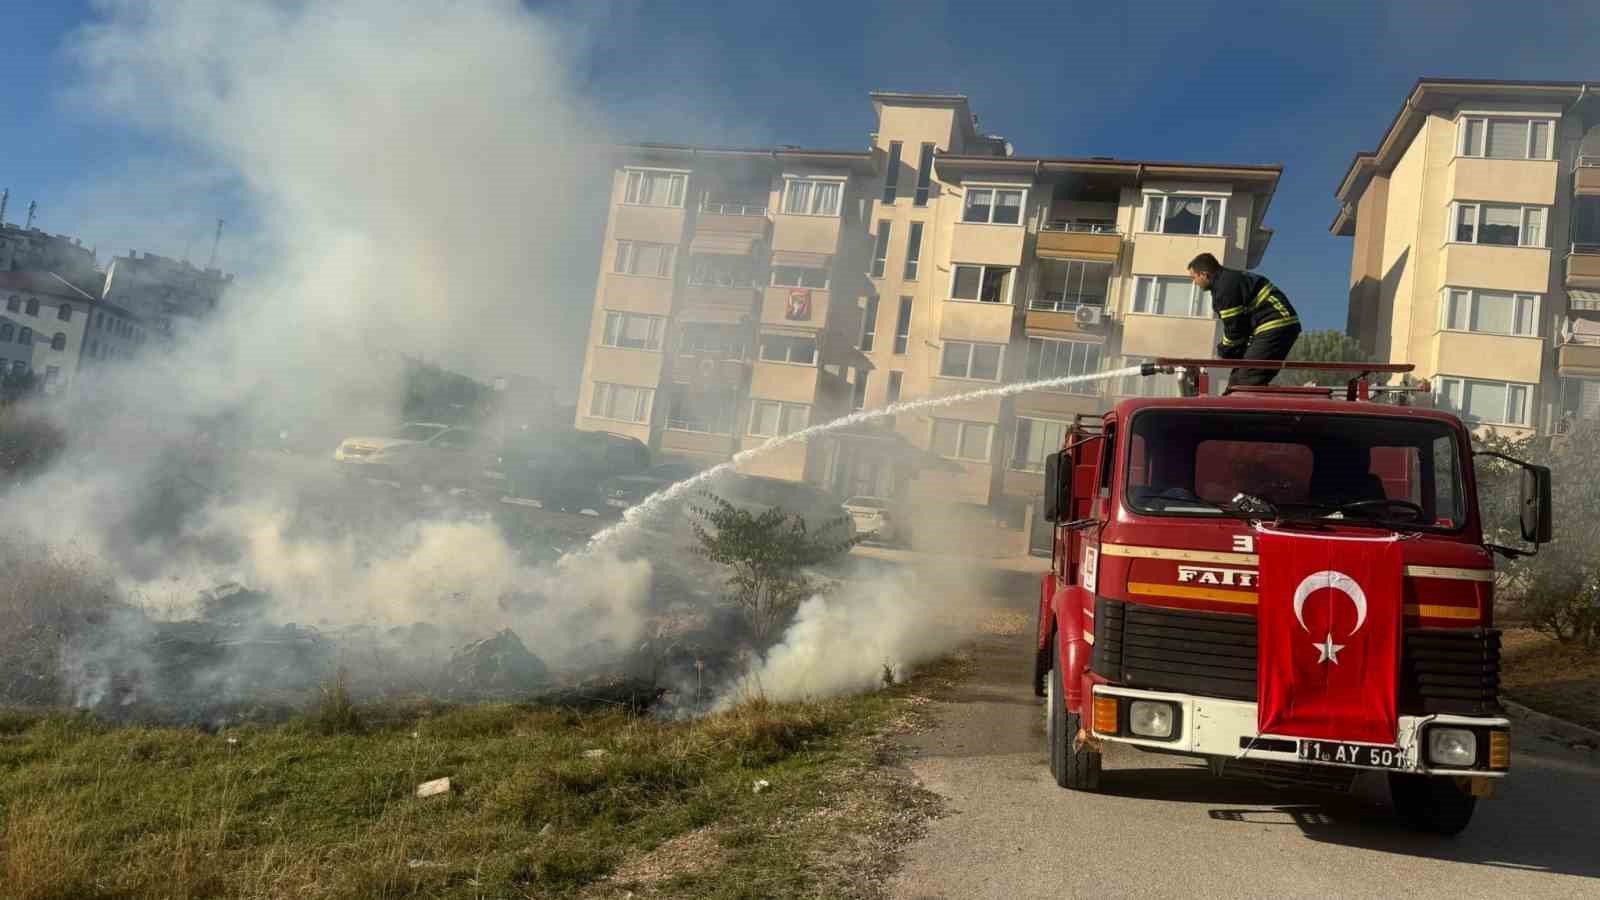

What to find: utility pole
left=0, top=188, right=8, bottom=226
left=207, top=218, right=224, bottom=269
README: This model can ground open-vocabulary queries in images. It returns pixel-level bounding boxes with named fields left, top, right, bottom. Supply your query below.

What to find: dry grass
left=1501, top=626, right=1600, bottom=733
left=0, top=538, right=123, bottom=707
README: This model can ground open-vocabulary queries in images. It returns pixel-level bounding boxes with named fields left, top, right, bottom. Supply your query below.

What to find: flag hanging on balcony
left=1255, top=526, right=1404, bottom=745
left=786, top=290, right=811, bottom=321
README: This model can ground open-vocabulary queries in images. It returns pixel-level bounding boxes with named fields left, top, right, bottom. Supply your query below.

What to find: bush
left=1474, top=423, right=1600, bottom=650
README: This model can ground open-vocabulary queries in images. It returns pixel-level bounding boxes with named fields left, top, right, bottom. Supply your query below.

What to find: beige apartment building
left=1335, top=78, right=1600, bottom=436
left=575, top=91, right=1280, bottom=551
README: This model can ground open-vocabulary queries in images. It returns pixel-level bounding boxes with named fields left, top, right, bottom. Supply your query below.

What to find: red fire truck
left=1034, top=359, right=1552, bottom=834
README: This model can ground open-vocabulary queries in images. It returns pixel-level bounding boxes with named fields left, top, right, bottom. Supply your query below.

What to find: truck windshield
left=1124, top=410, right=1466, bottom=531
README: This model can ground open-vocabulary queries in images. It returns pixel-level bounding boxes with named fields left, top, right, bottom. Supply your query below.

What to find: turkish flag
left=1256, top=527, right=1404, bottom=744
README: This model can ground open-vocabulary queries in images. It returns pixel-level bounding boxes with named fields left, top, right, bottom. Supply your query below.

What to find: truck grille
left=1089, top=597, right=1501, bottom=716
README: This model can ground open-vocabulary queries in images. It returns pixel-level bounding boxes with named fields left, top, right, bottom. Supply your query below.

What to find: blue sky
left=3, top=0, right=1598, bottom=335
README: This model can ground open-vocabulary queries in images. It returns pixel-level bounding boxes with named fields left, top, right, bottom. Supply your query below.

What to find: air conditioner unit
left=1073, top=305, right=1105, bottom=327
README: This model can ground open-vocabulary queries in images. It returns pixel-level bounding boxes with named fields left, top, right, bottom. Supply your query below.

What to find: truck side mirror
left=1520, top=463, right=1553, bottom=544
left=1042, top=451, right=1073, bottom=523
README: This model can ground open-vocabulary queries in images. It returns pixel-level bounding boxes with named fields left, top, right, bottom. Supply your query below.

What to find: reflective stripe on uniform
left=1218, top=305, right=1249, bottom=319
left=1220, top=333, right=1247, bottom=347
left=1254, top=315, right=1301, bottom=334
left=1249, top=282, right=1277, bottom=309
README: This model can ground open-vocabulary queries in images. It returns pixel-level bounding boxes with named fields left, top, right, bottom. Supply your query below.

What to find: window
left=58, top=304, right=71, bottom=322
left=750, top=400, right=811, bottom=437
left=781, top=178, right=843, bottom=216
left=962, top=186, right=1025, bottom=225
left=600, top=311, right=664, bottom=350
left=51, top=332, right=66, bottom=351
left=1439, top=288, right=1539, bottom=337
left=950, top=264, right=1014, bottom=304
left=913, top=143, right=935, bottom=206
left=1132, top=276, right=1211, bottom=317
left=1011, top=417, right=1069, bottom=472
left=886, top=371, right=903, bottom=405
left=24, top=298, right=39, bottom=316
left=4, top=296, right=17, bottom=313
left=1560, top=377, right=1600, bottom=423
left=858, top=295, right=879, bottom=351
left=666, top=385, right=737, bottom=433
left=1032, top=259, right=1113, bottom=311
left=0, top=324, right=10, bottom=341
left=1458, top=116, right=1554, bottom=160
left=892, top=296, right=913, bottom=354
left=1025, top=338, right=1103, bottom=393
left=1142, top=193, right=1225, bottom=236
left=939, top=341, right=1003, bottom=381
left=882, top=141, right=903, bottom=204
left=679, top=323, right=749, bottom=358
left=17, top=327, right=30, bottom=345
left=871, top=220, right=892, bottom=278
left=903, top=222, right=923, bottom=280
left=1436, top=377, right=1531, bottom=427
left=613, top=240, right=676, bottom=277
left=1118, top=358, right=1184, bottom=398
left=623, top=169, right=686, bottom=207
left=931, top=419, right=993, bottom=462
left=771, top=266, right=828, bottom=289
left=851, top=370, right=869, bottom=410
left=759, top=333, right=817, bottom=365
left=1450, top=202, right=1546, bottom=247
left=589, top=382, right=654, bottom=424
left=688, top=255, right=755, bottom=287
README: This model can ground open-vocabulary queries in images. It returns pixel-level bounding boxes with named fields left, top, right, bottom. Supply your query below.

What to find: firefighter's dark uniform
left=1210, top=268, right=1301, bottom=387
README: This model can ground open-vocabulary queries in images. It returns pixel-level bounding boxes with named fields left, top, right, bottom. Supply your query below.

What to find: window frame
left=870, top=219, right=892, bottom=278
left=893, top=296, right=913, bottom=355
left=1010, top=416, right=1070, bottom=472
left=1435, top=375, right=1533, bottom=427
left=858, top=295, right=879, bottom=351
left=886, top=370, right=903, bottom=405
left=1130, top=275, right=1212, bottom=318
left=882, top=140, right=903, bottom=204
left=749, top=399, right=813, bottom=437
left=665, top=384, right=739, bottom=434
left=1139, top=191, right=1227, bottom=236
left=1437, top=287, right=1541, bottom=337
left=903, top=222, right=924, bottom=281
left=931, top=418, right=994, bottom=463
left=757, top=332, right=819, bottom=366
left=1024, top=336, right=1105, bottom=393
left=780, top=176, right=846, bottom=217
left=599, top=310, right=666, bottom=351
left=938, top=340, right=1005, bottom=382
left=913, top=142, right=935, bottom=206
left=1448, top=201, right=1548, bottom=248
left=959, top=183, right=1028, bottom=226
left=621, top=167, right=688, bottom=208
left=613, top=239, right=676, bottom=278
left=770, top=266, right=830, bottom=289
left=949, top=263, right=1016, bottom=305
left=850, top=370, right=869, bottom=410
left=589, top=381, right=656, bottom=425
left=1456, top=115, right=1556, bottom=161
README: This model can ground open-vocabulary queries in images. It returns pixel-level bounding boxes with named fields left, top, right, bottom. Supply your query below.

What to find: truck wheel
left=1388, top=774, right=1476, bottom=835
left=1048, top=642, right=1101, bottom=791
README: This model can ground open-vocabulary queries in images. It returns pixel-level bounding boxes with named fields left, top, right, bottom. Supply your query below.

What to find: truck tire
left=1048, top=641, right=1101, bottom=791
left=1388, top=773, right=1475, bottom=835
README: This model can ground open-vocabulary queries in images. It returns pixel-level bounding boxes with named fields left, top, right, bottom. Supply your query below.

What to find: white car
left=333, top=422, right=451, bottom=468
left=842, top=496, right=896, bottom=543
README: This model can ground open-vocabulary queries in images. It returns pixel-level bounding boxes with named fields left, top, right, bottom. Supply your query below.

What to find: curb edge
left=1503, top=699, right=1600, bottom=748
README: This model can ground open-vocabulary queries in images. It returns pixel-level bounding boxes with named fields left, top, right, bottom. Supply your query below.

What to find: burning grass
left=0, top=657, right=962, bottom=899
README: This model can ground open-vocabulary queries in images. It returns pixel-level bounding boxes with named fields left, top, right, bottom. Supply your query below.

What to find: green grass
left=0, top=657, right=969, bottom=900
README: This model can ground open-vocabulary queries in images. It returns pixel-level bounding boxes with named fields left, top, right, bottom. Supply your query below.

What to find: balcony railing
left=1028, top=294, right=1107, bottom=313
left=701, top=201, right=769, bottom=217
left=1042, top=220, right=1119, bottom=234
left=1579, top=156, right=1600, bottom=169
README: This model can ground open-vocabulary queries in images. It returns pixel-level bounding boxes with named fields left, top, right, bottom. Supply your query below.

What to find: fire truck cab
left=1033, top=359, right=1553, bottom=835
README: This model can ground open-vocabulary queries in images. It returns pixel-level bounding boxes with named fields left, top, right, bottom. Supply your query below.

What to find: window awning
left=677, top=305, right=753, bottom=325
left=1569, top=288, right=1600, bottom=312
left=1036, top=245, right=1120, bottom=263
left=688, top=233, right=758, bottom=257
left=770, top=250, right=832, bottom=269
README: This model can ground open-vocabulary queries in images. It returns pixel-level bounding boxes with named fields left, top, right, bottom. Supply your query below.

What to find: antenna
left=25, top=200, right=37, bottom=230
left=207, top=218, right=224, bottom=269
left=0, top=188, right=7, bottom=226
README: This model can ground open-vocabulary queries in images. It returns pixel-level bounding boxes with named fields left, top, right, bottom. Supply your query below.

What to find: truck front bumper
left=1089, top=685, right=1510, bottom=778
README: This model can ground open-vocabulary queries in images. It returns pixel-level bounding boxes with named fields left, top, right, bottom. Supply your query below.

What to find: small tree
left=1279, top=329, right=1370, bottom=386
left=690, top=494, right=859, bottom=641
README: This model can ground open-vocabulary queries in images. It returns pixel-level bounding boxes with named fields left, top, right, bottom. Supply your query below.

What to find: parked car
left=842, top=495, right=897, bottom=544
left=686, top=473, right=855, bottom=543
left=489, top=427, right=650, bottom=512
left=333, top=422, right=462, bottom=477
left=598, top=460, right=708, bottom=515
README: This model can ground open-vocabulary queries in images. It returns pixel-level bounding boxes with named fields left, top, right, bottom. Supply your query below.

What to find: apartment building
left=575, top=91, right=1280, bottom=551
left=1335, top=78, right=1600, bottom=435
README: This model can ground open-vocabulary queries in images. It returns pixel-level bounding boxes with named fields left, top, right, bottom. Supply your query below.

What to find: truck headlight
left=1427, top=727, right=1477, bottom=767
left=1128, top=700, right=1176, bottom=739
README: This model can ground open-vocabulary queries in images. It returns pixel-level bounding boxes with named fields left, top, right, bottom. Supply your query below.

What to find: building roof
left=1331, top=78, right=1600, bottom=235
left=617, top=142, right=876, bottom=173
left=934, top=153, right=1283, bottom=181
left=0, top=271, right=97, bottom=300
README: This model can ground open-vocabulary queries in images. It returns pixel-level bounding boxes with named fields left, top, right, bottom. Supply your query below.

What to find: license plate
left=606, top=498, right=629, bottom=508
left=1297, top=739, right=1405, bottom=770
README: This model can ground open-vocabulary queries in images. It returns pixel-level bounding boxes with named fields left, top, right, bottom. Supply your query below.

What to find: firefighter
left=1187, top=252, right=1301, bottom=387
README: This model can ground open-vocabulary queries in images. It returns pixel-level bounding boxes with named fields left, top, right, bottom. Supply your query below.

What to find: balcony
left=668, top=354, right=752, bottom=389
left=692, top=200, right=770, bottom=250
left=1440, top=241, right=1551, bottom=295
left=1556, top=341, right=1600, bottom=378
left=771, top=214, right=841, bottom=257
left=1433, top=330, right=1543, bottom=385
left=1119, top=312, right=1218, bottom=359
left=1036, top=221, right=1122, bottom=263
left=761, top=285, right=831, bottom=329
left=1576, top=157, right=1600, bottom=196
left=1448, top=156, right=1557, bottom=208
left=1569, top=245, right=1600, bottom=289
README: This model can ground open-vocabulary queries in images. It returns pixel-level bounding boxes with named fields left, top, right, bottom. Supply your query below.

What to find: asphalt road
left=889, top=626, right=1600, bottom=899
